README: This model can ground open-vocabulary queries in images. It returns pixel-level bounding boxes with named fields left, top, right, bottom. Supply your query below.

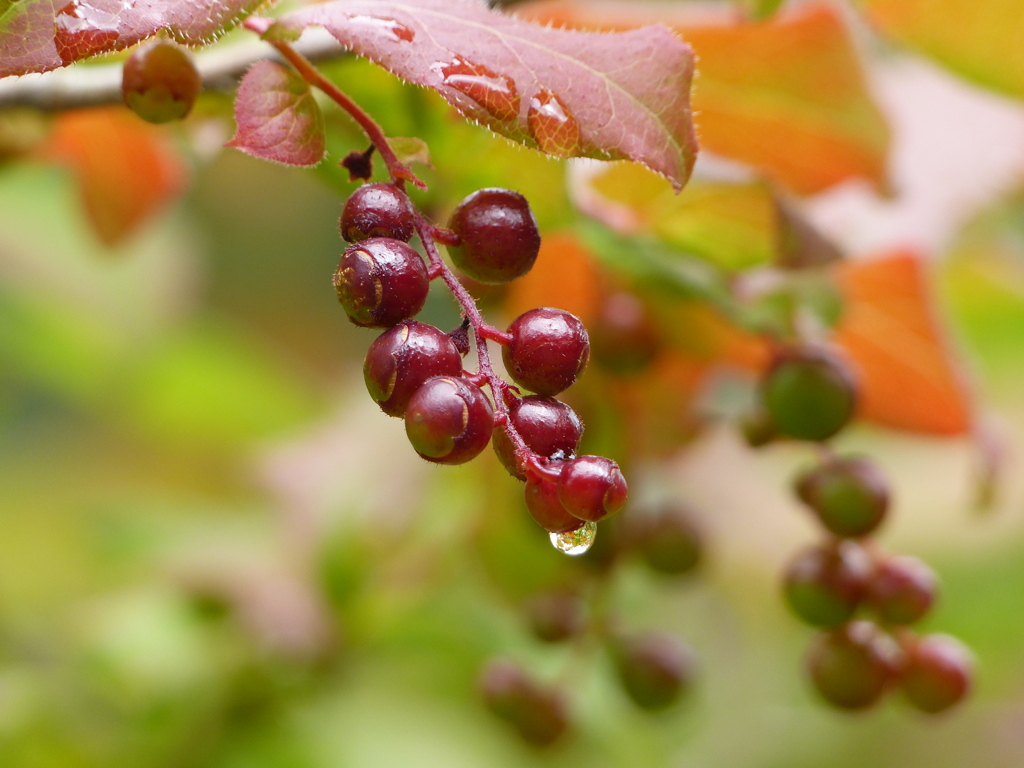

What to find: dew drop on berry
left=549, top=521, right=597, bottom=556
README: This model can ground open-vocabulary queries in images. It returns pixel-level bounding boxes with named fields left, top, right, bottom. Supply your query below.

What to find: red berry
left=867, top=555, right=937, bottom=625
left=525, top=469, right=585, bottom=533
left=612, top=633, right=696, bottom=711
left=479, top=659, right=570, bottom=748
left=447, top=188, right=540, bottom=284
left=783, top=540, right=872, bottom=627
left=525, top=590, right=587, bottom=643
left=340, top=183, right=416, bottom=243
left=590, top=291, right=661, bottom=374
left=901, top=634, right=973, bottom=714
left=795, top=456, right=889, bottom=537
left=492, top=396, right=583, bottom=480
left=121, top=40, right=201, bottom=124
left=806, top=621, right=900, bottom=710
left=363, top=321, right=463, bottom=417
left=761, top=347, right=857, bottom=442
left=632, top=506, right=703, bottom=577
left=557, top=455, right=627, bottom=523
left=503, top=308, right=590, bottom=396
left=333, top=238, right=428, bottom=328
left=404, top=376, right=494, bottom=464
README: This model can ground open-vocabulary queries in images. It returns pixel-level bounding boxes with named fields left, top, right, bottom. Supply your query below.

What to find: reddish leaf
left=271, top=0, right=697, bottom=190
left=520, top=1, right=890, bottom=195
left=834, top=251, right=974, bottom=435
left=41, top=106, right=187, bottom=245
left=226, top=61, right=326, bottom=167
left=0, top=0, right=264, bottom=76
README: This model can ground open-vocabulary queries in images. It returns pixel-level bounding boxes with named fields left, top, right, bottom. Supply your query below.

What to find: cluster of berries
left=751, top=347, right=973, bottom=713
left=478, top=500, right=703, bottom=747
left=334, top=183, right=627, bottom=541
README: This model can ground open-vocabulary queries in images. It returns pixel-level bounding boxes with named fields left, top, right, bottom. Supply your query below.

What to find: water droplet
left=434, top=57, right=520, bottom=123
left=348, top=15, right=415, bottom=43
left=549, top=522, right=596, bottom=556
left=527, top=88, right=581, bottom=158
left=54, top=0, right=120, bottom=63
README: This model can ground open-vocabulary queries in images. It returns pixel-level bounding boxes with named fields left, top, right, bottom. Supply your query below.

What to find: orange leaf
left=834, top=250, right=974, bottom=435
left=520, top=1, right=890, bottom=195
left=42, top=107, right=187, bottom=246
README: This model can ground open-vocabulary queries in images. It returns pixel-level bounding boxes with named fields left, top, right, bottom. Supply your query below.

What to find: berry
left=503, top=308, right=590, bottom=396
left=404, top=376, right=494, bottom=464
left=806, top=621, right=900, bottom=710
left=447, top=188, right=541, bottom=284
left=557, top=455, right=627, bottom=523
left=761, top=348, right=857, bottom=442
left=525, top=590, right=587, bottom=643
left=867, top=555, right=937, bottom=625
left=340, top=183, right=416, bottom=243
left=783, top=540, right=872, bottom=627
left=492, top=396, right=583, bottom=480
left=612, top=634, right=696, bottom=711
left=525, top=469, right=585, bottom=533
left=121, top=40, right=201, bottom=124
left=479, top=660, right=570, bottom=747
left=633, top=506, right=703, bottom=577
left=333, top=238, right=428, bottom=328
left=363, top=321, right=463, bottom=417
left=901, top=634, right=973, bottom=714
left=590, top=291, right=661, bottom=374
left=740, top=405, right=778, bottom=448
left=795, top=457, right=889, bottom=538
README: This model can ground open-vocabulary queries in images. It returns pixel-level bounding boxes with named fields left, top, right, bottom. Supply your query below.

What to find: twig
left=0, top=29, right=343, bottom=111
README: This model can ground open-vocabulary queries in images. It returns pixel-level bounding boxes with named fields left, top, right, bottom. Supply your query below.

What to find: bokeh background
left=3, top=0, right=1024, bottom=766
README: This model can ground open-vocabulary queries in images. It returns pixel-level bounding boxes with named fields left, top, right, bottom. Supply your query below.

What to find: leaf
left=521, top=1, right=890, bottom=195
left=41, top=106, right=187, bottom=246
left=572, top=162, right=776, bottom=271
left=833, top=250, right=974, bottom=435
left=864, top=0, right=1024, bottom=100
left=271, top=0, right=697, bottom=190
left=389, top=136, right=431, bottom=168
left=226, top=61, right=326, bottom=167
left=0, top=0, right=264, bottom=76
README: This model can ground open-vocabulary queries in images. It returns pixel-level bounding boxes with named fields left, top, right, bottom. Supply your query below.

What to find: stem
left=244, top=17, right=425, bottom=189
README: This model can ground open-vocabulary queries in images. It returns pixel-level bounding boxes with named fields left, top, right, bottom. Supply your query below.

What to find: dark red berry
left=525, top=590, right=587, bottom=643
left=867, top=555, right=937, bottom=625
left=404, top=376, right=494, bottom=464
left=503, top=308, right=590, bottom=396
left=121, top=40, right=201, bottom=124
left=525, top=469, right=585, bottom=533
left=447, top=188, right=540, bottom=284
left=806, top=621, right=900, bottom=710
left=901, top=634, right=973, bottom=714
left=590, top=292, right=661, bottom=374
left=479, top=659, right=570, bottom=748
left=795, top=456, right=889, bottom=537
left=761, top=348, right=857, bottom=442
left=492, top=396, right=583, bottom=480
left=612, top=633, right=696, bottom=711
left=557, top=455, right=627, bottom=523
left=633, top=506, right=703, bottom=577
left=363, top=320, right=463, bottom=417
left=340, top=183, right=416, bottom=243
left=783, top=540, right=872, bottom=627
left=333, top=238, right=428, bottom=328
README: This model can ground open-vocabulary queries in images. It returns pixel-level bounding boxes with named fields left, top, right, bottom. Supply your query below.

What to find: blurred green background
left=3, top=39, right=1024, bottom=768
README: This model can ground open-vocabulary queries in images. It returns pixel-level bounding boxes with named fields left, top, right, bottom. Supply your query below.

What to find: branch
left=0, top=29, right=343, bottom=111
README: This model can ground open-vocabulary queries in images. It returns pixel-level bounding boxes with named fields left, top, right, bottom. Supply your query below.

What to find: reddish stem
left=244, top=18, right=425, bottom=190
